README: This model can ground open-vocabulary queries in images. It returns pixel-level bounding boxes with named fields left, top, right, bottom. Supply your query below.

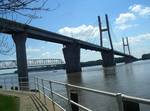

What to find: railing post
left=18, top=77, right=21, bottom=90
left=49, top=81, right=55, bottom=111
left=116, top=93, right=124, bottom=111
left=37, top=78, right=41, bottom=99
left=4, top=78, right=6, bottom=90
left=42, top=79, right=46, bottom=105
left=66, top=84, right=72, bottom=111
left=0, top=78, right=2, bottom=89
left=70, top=90, right=79, bottom=111
left=11, top=77, right=14, bottom=90
left=34, top=77, right=36, bottom=91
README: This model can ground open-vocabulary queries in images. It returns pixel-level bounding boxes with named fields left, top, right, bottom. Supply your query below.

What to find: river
left=0, top=60, right=150, bottom=111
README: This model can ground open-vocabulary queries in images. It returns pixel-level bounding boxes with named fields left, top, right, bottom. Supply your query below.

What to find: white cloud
left=115, top=4, right=150, bottom=30
left=41, top=52, right=51, bottom=58
left=129, top=4, right=142, bottom=13
left=27, top=47, right=40, bottom=52
left=116, top=24, right=138, bottom=30
left=81, top=49, right=100, bottom=62
left=114, top=33, right=150, bottom=48
left=112, top=33, right=150, bottom=57
left=115, top=13, right=136, bottom=30
left=128, top=33, right=150, bottom=44
left=115, top=13, right=136, bottom=25
left=40, top=51, right=64, bottom=60
left=129, top=4, right=150, bottom=16
left=58, top=24, right=99, bottom=41
left=127, top=33, right=150, bottom=57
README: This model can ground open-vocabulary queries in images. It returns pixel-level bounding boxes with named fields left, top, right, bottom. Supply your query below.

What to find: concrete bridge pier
left=12, top=33, right=29, bottom=90
left=101, top=50, right=116, bottom=67
left=63, top=44, right=81, bottom=73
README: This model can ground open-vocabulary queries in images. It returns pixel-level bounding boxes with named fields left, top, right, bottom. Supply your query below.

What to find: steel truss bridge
left=0, top=59, right=64, bottom=70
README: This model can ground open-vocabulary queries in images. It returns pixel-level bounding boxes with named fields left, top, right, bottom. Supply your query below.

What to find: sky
left=0, top=0, right=150, bottom=62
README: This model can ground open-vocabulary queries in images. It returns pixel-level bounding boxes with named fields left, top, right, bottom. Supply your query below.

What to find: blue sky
left=0, top=0, right=150, bottom=62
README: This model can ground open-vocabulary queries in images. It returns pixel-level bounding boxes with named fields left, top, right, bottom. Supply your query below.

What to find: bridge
left=0, top=15, right=137, bottom=90
left=0, top=59, right=64, bottom=70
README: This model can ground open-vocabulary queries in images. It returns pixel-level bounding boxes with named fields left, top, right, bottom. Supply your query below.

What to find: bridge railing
left=0, top=76, right=150, bottom=111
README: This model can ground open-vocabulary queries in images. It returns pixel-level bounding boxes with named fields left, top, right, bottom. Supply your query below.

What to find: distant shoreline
left=0, top=73, right=16, bottom=76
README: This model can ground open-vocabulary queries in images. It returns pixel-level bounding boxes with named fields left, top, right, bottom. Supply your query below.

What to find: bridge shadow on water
left=66, top=72, right=82, bottom=85
left=103, top=67, right=116, bottom=76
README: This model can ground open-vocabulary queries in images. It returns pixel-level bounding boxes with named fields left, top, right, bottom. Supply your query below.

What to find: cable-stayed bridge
left=0, top=15, right=138, bottom=89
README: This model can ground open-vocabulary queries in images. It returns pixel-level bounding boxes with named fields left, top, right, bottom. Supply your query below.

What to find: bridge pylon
left=122, top=37, right=131, bottom=55
left=63, top=43, right=81, bottom=73
left=122, top=37, right=135, bottom=63
left=98, top=14, right=116, bottom=67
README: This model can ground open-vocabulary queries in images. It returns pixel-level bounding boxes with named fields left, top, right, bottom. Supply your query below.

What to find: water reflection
left=103, top=67, right=116, bottom=77
left=124, top=64, right=133, bottom=75
left=66, top=72, right=82, bottom=85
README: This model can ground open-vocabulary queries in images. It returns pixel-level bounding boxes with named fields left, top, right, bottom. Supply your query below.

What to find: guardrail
left=0, top=76, right=150, bottom=111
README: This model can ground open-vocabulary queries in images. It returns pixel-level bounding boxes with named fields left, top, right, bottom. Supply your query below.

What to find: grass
left=0, top=94, right=20, bottom=111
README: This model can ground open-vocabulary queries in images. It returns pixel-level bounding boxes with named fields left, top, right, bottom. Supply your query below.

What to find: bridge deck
left=0, top=17, right=131, bottom=57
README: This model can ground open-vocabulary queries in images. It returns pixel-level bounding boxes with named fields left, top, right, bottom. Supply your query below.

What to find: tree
left=0, top=0, right=58, bottom=56
left=0, top=34, right=15, bottom=55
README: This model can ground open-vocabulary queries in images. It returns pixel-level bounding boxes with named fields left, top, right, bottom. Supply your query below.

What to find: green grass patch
left=0, top=94, right=20, bottom=111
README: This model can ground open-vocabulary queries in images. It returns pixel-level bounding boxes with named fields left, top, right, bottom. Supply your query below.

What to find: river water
left=1, top=60, right=150, bottom=111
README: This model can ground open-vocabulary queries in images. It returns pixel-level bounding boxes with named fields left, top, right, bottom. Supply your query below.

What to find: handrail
left=1, top=76, right=150, bottom=111
left=36, top=77, right=116, bottom=97
left=67, top=84, right=116, bottom=97
left=122, top=95, right=150, bottom=105
left=34, top=77, right=150, bottom=111
left=35, top=78, right=92, bottom=111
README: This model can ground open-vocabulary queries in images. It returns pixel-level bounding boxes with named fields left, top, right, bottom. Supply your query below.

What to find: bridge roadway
left=0, top=17, right=131, bottom=57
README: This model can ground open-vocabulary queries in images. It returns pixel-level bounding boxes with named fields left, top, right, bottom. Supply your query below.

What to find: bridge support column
left=101, top=51, right=116, bottom=67
left=63, top=44, right=81, bottom=73
left=12, top=33, right=29, bottom=90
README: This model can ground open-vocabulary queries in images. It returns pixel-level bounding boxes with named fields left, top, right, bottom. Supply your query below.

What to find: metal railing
left=0, top=76, right=33, bottom=90
left=1, top=76, right=150, bottom=111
